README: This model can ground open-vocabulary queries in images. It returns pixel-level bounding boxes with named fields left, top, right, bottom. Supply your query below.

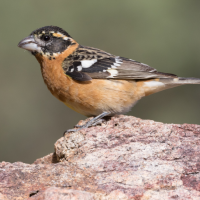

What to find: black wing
left=63, top=45, right=177, bottom=81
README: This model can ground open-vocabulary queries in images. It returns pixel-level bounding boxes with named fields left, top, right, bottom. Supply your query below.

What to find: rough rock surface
left=1, top=115, right=200, bottom=200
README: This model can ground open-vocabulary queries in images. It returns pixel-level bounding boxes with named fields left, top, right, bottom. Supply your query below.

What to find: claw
left=63, top=111, right=110, bottom=136
left=74, top=118, right=105, bottom=128
left=74, top=124, right=84, bottom=128
left=63, top=128, right=81, bottom=136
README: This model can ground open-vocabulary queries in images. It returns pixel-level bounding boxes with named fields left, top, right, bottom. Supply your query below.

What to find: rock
left=27, top=187, right=95, bottom=200
left=0, top=193, right=8, bottom=200
left=34, top=153, right=59, bottom=164
left=1, top=115, right=200, bottom=199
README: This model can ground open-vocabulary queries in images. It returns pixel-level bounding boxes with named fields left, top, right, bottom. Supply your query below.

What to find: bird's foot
left=74, top=118, right=106, bottom=128
left=63, top=112, right=110, bottom=136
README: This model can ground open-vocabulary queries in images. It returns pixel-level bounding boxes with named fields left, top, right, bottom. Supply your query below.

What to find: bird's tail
left=140, top=77, right=200, bottom=96
left=162, top=77, right=200, bottom=85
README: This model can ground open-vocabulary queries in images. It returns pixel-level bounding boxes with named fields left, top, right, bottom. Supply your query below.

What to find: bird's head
left=18, top=26, right=77, bottom=60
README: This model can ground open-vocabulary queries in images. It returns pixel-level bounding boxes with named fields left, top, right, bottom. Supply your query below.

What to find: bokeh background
left=1, top=1, right=200, bottom=163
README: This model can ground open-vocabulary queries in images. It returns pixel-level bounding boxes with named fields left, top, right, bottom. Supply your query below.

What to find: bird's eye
left=42, top=35, right=50, bottom=41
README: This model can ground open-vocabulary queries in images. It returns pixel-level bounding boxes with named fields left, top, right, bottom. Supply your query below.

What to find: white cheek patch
left=144, top=81, right=165, bottom=87
left=81, top=59, right=97, bottom=68
left=107, top=69, right=118, bottom=78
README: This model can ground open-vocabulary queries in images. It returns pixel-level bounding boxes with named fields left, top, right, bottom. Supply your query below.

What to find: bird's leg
left=64, top=112, right=110, bottom=134
left=75, top=118, right=106, bottom=128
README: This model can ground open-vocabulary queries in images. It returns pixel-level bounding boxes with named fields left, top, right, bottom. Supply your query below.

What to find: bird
left=18, top=25, right=200, bottom=133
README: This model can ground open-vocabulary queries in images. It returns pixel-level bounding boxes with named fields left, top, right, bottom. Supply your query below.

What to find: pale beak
left=18, top=35, right=41, bottom=52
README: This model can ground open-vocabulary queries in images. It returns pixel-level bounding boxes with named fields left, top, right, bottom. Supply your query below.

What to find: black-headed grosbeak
left=18, top=26, right=200, bottom=132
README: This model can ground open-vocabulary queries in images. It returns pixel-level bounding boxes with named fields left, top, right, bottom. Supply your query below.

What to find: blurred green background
left=1, top=1, right=200, bottom=163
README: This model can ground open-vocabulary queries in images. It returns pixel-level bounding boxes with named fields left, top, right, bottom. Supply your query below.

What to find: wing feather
left=62, top=45, right=177, bottom=81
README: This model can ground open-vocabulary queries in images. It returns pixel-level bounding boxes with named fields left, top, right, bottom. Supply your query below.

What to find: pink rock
left=1, top=115, right=200, bottom=199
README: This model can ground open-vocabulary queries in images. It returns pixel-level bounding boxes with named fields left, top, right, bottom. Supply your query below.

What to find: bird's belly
left=63, top=79, right=145, bottom=117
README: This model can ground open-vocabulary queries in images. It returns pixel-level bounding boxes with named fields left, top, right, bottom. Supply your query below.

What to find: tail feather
left=160, top=77, right=200, bottom=85
left=142, top=77, right=200, bottom=96
left=175, top=77, right=200, bottom=84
